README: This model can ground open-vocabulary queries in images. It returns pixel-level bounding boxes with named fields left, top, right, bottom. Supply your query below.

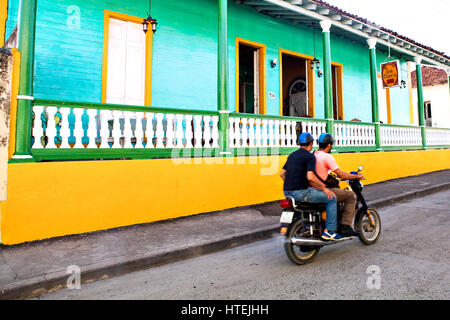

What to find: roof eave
left=235, top=0, right=450, bottom=69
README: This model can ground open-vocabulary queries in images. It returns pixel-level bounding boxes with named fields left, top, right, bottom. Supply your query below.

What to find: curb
left=1, top=182, right=449, bottom=300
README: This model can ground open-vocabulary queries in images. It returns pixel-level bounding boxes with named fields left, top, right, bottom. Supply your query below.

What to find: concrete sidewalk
left=1, top=169, right=449, bottom=299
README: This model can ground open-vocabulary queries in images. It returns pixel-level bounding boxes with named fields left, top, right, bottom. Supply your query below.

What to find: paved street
left=37, top=190, right=450, bottom=300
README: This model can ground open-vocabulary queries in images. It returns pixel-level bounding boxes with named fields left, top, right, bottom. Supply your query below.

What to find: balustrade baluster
left=46, top=107, right=58, bottom=149
left=291, top=121, right=297, bottom=146
left=154, top=113, right=165, bottom=148
left=185, top=115, right=194, bottom=148
left=59, top=108, right=71, bottom=149
left=165, top=114, right=175, bottom=148
left=73, top=108, right=84, bottom=148
left=274, top=120, right=280, bottom=147
left=86, top=109, right=97, bottom=149
left=248, top=118, right=256, bottom=148
left=261, top=120, right=268, bottom=147
left=122, top=111, right=134, bottom=148
left=241, top=118, right=248, bottom=148
left=32, top=106, right=44, bottom=149
left=110, top=110, right=122, bottom=148
left=194, top=115, right=203, bottom=148
left=134, top=112, right=144, bottom=148
left=203, top=116, right=212, bottom=148
left=234, top=118, right=242, bottom=148
left=211, top=116, right=219, bottom=148
left=175, top=114, right=185, bottom=148
left=255, top=119, right=262, bottom=147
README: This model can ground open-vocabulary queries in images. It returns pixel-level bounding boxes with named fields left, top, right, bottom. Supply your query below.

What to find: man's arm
left=280, top=169, right=287, bottom=181
left=307, top=171, right=336, bottom=200
left=334, top=168, right=364, bottom=180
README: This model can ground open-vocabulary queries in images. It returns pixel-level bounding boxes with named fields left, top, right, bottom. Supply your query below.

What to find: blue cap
left=298, top=132, right=314, bottom=144
left=318, top=133, right=334, bottom=144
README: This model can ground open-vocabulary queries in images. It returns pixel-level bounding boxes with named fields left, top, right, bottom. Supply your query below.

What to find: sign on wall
left=381, top=60, right=401, bottom=89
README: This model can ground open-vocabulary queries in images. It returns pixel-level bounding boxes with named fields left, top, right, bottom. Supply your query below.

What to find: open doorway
left=424, top=101, right=432, bottom=127
left=236, top=39, right=266, bottom=114
left=331, top=63, right=344, bottom=120
left=280, top=50, right=314, bottom=118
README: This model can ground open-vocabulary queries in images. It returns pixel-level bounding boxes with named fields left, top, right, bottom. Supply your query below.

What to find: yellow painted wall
left=1, top=149, right=450, bottom=245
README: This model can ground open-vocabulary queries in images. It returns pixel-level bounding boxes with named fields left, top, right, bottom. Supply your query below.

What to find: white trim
left=219, top=110, right=231, bottom=114
left=367, top=38, right=377, bottom=50
left=259, top=0, right=449, bottom=69
left=16, top=95, right=34, bottom=101
left=414, top=56, right=423, bottom=65
left=320, top=19, right=332, bottom=33
left=11, top=155, right=33, bottom=159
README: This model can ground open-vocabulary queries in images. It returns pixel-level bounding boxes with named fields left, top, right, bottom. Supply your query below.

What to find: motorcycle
left=279, top=166, right=381, bottom=265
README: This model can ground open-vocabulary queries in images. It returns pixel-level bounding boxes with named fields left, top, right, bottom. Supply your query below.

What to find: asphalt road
left=38, top=190, right=450, bottom=300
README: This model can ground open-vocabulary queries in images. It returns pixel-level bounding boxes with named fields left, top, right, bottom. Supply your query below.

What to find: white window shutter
left=106, top=18, right=146, bottom=106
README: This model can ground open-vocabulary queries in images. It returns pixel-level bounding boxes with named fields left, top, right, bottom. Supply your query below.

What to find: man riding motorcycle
left=280, top=132, right=342, bottom=241
left=314, top=133, right=363, bottom=237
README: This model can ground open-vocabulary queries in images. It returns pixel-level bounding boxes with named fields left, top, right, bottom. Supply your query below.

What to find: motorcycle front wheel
left=358, top=207, right=381, bottom=245
left=284, top=218, right=320, bottom=265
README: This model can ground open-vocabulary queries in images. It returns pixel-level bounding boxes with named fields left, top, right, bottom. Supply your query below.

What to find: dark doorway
left=424, top=101, right=432, bottom=127
left=281, top=53, right=309, bottom=118
left=238, top=44, right=260, bottom=114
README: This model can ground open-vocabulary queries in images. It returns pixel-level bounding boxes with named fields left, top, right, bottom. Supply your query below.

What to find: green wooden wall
left=4, top=0, right=412, bottom=124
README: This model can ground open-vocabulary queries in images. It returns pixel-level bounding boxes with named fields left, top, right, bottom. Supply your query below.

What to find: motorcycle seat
left=294, top=202, right=326, bottom=211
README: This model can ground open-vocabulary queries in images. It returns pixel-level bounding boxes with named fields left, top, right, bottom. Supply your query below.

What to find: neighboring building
left=0, top=0, right=449, bottom=245
left=411, top=66, right=450, bottom=128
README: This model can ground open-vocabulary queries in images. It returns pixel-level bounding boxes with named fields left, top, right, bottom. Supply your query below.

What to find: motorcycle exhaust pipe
left=289, top=237, right=354, bottom=246
left=290, top=237, right=332, bottom=247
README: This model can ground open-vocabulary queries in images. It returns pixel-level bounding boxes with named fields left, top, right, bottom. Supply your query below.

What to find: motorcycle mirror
left=358, top=165, right=364, bottom=172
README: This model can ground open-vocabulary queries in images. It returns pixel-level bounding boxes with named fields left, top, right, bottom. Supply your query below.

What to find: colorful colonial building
left=0, top=0, right=449, bottom=245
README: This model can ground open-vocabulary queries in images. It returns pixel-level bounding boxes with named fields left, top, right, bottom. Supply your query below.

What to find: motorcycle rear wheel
left=358, top=207, right=381, bottom=245
left=284, top=219, right=320, bottom=265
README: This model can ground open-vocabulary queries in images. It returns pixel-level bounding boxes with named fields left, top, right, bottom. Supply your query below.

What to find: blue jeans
left=284, top=188, right=338, bottom=232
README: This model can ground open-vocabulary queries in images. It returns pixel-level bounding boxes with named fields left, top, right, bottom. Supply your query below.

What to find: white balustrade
left=426, top=128, right=450, bottom=146
left=334, top=122, right=376, bottom=147
left=32, top=105, right=449, bottom=154
left=381, top=125, right=422, bottom=146
left=31, top=105, right=219, bottom=150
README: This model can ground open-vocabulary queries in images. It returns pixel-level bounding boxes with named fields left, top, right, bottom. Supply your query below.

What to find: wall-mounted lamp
left=310, top=58, right=321, bottom=77
left=271, top=59, right=277, bottom=68
left=310, top=58, right=320, bottom=70
left=143, top=14, right=158, bottom=34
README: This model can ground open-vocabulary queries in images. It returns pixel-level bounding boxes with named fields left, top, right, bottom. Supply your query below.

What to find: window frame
left=101, top=10, right=153, bottom=106
left=235, top=38, right=267, bottom=115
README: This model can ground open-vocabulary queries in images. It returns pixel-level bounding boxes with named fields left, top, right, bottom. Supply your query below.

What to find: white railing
left=228, top=115, right=327, bottom=148
left=31, top=105, right=220, bottom=149
left=334, top=122, right=376, bottom=147
left=380, top=125, right=422, bottom=146
left=425, top=128, right=450, bottom=146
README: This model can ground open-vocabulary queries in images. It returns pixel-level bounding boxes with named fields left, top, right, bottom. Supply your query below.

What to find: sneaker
left=340, top=225, right=360, bottom=237
left=321, top=230, right=343, bottom=241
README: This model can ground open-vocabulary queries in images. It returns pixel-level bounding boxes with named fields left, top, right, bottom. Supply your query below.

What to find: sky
left=322, top=0, right=450, bottom=56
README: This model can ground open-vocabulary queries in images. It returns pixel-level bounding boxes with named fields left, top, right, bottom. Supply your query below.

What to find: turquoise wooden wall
left=5, top=0, right=19, bottom=40
left=4, top=0, right=412, bottom=124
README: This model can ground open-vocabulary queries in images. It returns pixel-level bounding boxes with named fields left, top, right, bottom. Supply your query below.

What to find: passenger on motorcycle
left=280, top=132, right=342, bottom=241
left=314, top=133, right=364, bottom=237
